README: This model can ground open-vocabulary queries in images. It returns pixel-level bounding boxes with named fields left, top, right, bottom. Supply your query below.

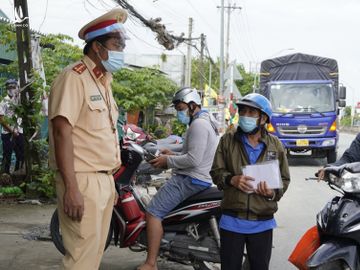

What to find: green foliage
left=190, top=57, right=255, bottom=98
left=171, top=119, right=187, bottom=136
left=22, top=167, right=56, bottom=198
left=0, top=186, right=23, bottom=197
left=235, top=65, right=255, bottom=97
left=343, top=106, right=352, bottom=117
left=340, top=116, right=352, bottom=127
left=40, top=34, right=83, bottom=85
left=112, top=68, right=177, bottom=112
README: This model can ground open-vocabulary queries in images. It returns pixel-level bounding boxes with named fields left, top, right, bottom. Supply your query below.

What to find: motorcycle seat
left=175, top=186, right=223, bottom=209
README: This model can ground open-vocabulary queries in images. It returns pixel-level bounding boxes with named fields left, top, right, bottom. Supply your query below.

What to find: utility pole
left=219, top=0, right=225, bottom=96
left=185, top=17, right=193, bottom=87
left=14, top=0, right=32, bottom=92
left=225, top=3, right=241, bottom=68
left=14, top=0, right=33, bottom=181
left=199, top=33, right=205, bottom=91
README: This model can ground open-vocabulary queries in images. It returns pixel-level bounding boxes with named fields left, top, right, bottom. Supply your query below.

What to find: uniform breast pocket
left=86, top=100, right=111, bottom=130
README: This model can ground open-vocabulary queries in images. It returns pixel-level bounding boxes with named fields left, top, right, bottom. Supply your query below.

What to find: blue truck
left=259, top=53, right=346, bottom=163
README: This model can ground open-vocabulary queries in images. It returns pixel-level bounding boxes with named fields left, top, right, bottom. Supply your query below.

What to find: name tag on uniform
left=90, top=95, right=102, bottom=101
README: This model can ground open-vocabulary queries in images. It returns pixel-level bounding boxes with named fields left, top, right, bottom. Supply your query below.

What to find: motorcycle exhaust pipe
left=209, top=216, right=221, bottom=248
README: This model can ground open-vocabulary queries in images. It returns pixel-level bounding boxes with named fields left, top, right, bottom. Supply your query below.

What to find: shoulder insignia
left=93, top=66, right=103, bottom=79
left=72, top=63, right=87, bottom=74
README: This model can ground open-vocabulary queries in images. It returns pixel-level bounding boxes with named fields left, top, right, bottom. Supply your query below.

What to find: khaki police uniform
left=49, top=55, right=121, bottom=270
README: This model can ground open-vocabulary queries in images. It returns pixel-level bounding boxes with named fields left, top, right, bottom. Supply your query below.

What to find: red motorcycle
left=50, top=144, right=226, bottom=270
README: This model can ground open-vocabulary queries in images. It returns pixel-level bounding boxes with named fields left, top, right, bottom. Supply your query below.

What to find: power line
left=38, top=0, right=49, bottom=32
left=111, top=0, right=186, bottom=50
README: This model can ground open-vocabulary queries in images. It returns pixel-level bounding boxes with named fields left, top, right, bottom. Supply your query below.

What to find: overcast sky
left=1, top=0, right=360, bottom=106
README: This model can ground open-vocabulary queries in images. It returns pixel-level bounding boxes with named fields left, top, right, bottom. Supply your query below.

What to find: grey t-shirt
left=167, top=111, right=219, bottom=184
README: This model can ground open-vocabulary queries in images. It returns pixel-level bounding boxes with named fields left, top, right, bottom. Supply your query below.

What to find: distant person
left=211, top=93, right=290, bottom=270
left=0, top=79, right=25, bottom=175
left=49, top=8, right=127, bottom=269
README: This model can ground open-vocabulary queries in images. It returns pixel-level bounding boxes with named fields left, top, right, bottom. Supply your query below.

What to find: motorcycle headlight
left=337, top=171, right=360, bottom=193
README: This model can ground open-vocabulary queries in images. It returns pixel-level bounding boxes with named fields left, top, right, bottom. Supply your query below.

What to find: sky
left=1, top=0, right=360, bottom=107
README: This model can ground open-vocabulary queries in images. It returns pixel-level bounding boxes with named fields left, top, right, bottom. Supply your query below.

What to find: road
left=0, top=132, right=356, bottom=270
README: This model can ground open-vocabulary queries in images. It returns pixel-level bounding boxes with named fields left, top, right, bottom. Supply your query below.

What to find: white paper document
left=242, top=160, right=283, bottom=190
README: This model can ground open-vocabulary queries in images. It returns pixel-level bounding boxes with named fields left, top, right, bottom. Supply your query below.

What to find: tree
left=190, top=56, right=255, bottom=97
left=112, top=67, right=177, bottom=112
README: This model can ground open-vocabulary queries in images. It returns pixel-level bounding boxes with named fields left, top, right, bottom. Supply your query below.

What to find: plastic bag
left=288, top=226, right=320, bottom=270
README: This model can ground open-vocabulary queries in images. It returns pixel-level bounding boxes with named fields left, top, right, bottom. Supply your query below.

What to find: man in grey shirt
left=138, top=87, right=219, bottom=270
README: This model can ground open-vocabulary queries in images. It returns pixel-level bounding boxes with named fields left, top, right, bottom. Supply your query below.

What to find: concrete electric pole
left=14, top=0, right=34, bottom=180
left=225, top=3, right=242, bottom=68
left=185, top=17, right=193, bottom=87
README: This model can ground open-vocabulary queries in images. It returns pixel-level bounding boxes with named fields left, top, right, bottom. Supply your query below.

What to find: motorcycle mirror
left=129, top=142, right=145, bottom=155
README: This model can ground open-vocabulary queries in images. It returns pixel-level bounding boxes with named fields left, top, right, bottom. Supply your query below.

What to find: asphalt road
left=0, top=132, right=356, bottom=270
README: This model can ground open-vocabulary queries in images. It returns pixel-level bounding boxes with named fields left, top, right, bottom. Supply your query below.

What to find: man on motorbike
left=137, top=87, right=219, bottom=270
left=210, top=93, right=290, bottom=270
left=318, top=133, right=360, bottom=180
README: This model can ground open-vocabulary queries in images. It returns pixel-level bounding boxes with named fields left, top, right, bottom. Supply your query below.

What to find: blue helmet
left=236, top=93, right=272, bottom=123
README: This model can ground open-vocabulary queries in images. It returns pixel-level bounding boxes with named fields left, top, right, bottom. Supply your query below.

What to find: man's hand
left=230, top=175, right=255, bottom=193
left=63, top=184, right=84, bottom=222
left=255, top=181, right=274, bottom=199
left=149, top=155, right=168, bottom=169
left=317, top=168, right=325, bottom=181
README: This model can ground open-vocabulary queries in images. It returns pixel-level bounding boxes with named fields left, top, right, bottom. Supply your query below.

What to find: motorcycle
left=291, top=162, right=360, bottom=270
left=122, top=123, right=182, bottom=186
left=50, top=143, right=227, bottom=270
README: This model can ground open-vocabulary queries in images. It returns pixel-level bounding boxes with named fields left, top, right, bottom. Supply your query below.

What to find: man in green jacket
left=210, top=93, right=290, bottom=270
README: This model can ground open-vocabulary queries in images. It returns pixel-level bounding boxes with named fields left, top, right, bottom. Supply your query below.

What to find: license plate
left=296, top=139, right=309, bottom=147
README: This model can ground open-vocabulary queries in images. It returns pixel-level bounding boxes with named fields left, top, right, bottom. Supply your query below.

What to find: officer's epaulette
left=72, top=63, right=87, bottom=74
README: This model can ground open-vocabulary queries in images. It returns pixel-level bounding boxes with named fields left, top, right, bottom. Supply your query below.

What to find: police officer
left=49, top=8, right=127, bottom=269
left=0, top=79, right=25, bottom=175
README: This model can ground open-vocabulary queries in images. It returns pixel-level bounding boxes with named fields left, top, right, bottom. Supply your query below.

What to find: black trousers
left=1, top=133, right=24, bottom=173
left=220, top=228, right=273, bottom=270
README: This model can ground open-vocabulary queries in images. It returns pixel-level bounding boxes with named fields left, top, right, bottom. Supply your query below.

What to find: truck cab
left=259, top=53, right=346, bottom=163
left=265, top=80, right=338, bottom=163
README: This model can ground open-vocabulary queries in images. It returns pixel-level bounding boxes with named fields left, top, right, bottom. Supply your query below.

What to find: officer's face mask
left=98, top=43, right=125, bottom=73
left=177, top=108, right=190, bottom=125
left=238, top=116, right=258, bottom=133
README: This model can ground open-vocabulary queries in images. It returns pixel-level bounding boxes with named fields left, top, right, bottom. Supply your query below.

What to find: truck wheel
left=327, top=149, right=337, bottom=164
left=50, top=209, right=113, bottom=255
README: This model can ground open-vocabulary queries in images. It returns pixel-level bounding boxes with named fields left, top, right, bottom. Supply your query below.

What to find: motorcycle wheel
left=309, top=260, right=350, bottom=270
left=50, top=209, right=113, bottom=255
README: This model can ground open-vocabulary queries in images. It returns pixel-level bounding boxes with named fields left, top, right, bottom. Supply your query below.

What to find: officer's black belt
left=97, top=170, right=113, bottom=175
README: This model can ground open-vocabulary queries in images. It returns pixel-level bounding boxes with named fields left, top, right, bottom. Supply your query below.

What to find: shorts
left=146, top=174, right=208, bottom=220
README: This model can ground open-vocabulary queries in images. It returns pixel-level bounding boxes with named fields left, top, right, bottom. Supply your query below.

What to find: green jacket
left=210, top=129, right=290, bottom=221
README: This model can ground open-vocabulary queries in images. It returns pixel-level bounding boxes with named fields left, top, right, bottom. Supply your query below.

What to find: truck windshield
left=269, top=83, right=335, bottom=113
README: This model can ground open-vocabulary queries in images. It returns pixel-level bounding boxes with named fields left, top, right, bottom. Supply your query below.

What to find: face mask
left=238, top=116, right=258, bottom=133
left=7, top=88, right=17, bottom=97
left=101, top=50, right=125, bottom=73
left=177, top=108, right=190, bottom=125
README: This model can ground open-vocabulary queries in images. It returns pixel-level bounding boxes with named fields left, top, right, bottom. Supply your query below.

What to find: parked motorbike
left=51, top=143, right=227, bottom=270
left=292, top=162, right=360, bottom=270
left=121, top=123, right=182, bottom=186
